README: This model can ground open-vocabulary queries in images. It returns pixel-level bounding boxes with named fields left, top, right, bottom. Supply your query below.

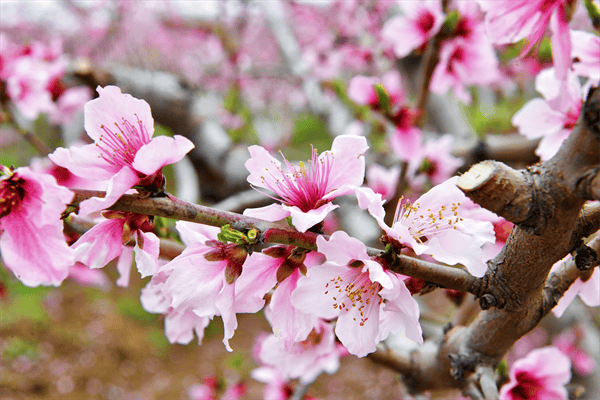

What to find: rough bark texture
left=389, top=87, right=600, bottom=396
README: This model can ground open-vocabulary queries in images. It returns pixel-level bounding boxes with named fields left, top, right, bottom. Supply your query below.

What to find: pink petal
left=243, top=203, right=291, bottom=222
left=77, top=166, right=140, bottom=216
left=116, top=246, right=134, bottom=287
left=84, top=85, right=154, bottom=142
left=73, top=218, right=126, bottom=269
left=49, top=144, right=120, bottom=181
left=285, top=203, right=339, bottom=232
left=132, top=135, right=194, bottom=175
left=134, top=230, right=160, bottom=278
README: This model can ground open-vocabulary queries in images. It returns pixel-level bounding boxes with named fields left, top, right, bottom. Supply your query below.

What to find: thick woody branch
left=370, top=86, right=600, bottom=397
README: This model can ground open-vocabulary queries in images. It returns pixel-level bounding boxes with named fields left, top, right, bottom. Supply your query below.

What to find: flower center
left=325, top=271, right=382, bottom=326
left=261, top=147, right=334, bottom=212
left=95, top=114, right=151, bottom=168
left=0, top=173, right=26, bottom=218
left=417, top=11, right=435, bottom=33
left=509, top=371, right=542, bottom=400
left=394, top=197, right=463, bottom=243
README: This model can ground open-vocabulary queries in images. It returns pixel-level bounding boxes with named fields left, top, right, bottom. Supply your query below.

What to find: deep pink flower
left=478, top=0, right=577, bottom=81
left=244, top=135, right=368, bottom=232
left=49, top=85, right=194, bottom=216
left=365, top=177, right=496, bottom=277
left=512, top=68, right=583, bottom=160
left=382, top=1, right=445, bottom=57
left=256, top=319, right=341, bottom=384
left=0, top=166, right=74, bottom=286
left=291, top=231, right=422, bottom=357
left=552, top=327, right=597, bottom=376
left=499, top=346, right=571, bottom=400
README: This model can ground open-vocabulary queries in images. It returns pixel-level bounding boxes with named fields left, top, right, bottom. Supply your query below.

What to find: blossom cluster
left=1, top=0, right=599, bottom=397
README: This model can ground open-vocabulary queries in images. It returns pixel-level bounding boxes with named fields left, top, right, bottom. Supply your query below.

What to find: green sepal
left=584, top=0, right=600, bottom=32
left=374, top=83, right=391, bottom=115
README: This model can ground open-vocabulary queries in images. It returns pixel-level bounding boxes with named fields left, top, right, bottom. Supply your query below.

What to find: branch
left=69, top=189, right=483, bottom=294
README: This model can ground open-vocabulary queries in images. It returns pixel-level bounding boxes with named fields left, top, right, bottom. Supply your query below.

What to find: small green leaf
left=442, top=10, right=460, bottom=33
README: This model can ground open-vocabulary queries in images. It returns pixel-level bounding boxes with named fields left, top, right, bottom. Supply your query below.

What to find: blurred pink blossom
left=382, top=1, right=445, bottom=57
left=500, top=346, right=571, bottom=400
left=366, top=164, right=401, bottom=202
left=512, top=68, right=583, bottom=160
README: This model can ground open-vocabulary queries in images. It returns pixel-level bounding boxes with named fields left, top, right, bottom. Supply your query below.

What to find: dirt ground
left=0, top=265, right=433, bottom=400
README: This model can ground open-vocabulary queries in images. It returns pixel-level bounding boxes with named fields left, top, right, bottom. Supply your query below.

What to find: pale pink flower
left=49, top=85, right=194, bottom=216
left=347, top=71, right=404, bottom=108
left=250, top=366, right=292, bottom=400
left=291, top=231, right=422, bottom=357
left=553, top=327, right=597, bottom=376
left=49, top=86, right=93, bottom=125
left=67, top=264, right=111, bottom=290
left=72, top=211, right=160, bottom=278
left=512, top=68, right=583, bottom=160
left=366, top=177, right=496, bottom=277
left=6, top=57, right=56, bottom=119
left=0, top=166, right=74, bottom=286
left=570, top=30, right=600, bottom=81
left=499, top=346, right=571, bottom=400
left=235, top=246, right=324, bottom=345
left=348, top=75, right=380, bottom=106
left=430, top=33, right=499, bottom=104
left=256, top=320, right=341, bottom=384
left=159, top=222, right=264, bottom=351
left=382, top=1, right=445, bottom=57
left=552, top=255, right=600, bottom=318
left=366, top=164, right=401, bottom=202
left=478, top=0, right=577, bottom=80
left=140, top=263, right=211, bottom=346
left=407, top=134, right=464, bottom=190
left=244, top=135, right=368, bottom=232
left=389, top=108, right=423, bottom=162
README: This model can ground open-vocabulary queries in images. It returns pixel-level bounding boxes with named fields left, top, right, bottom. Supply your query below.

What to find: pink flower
left=499, top=346, right=571, bottom=400
left=388, top=109, right=423, bottom=162
left=291, top=231, right=422, bottom=357
left=366, top=177, right=496, bottom=277
left=140, top=264, right=211, bottom=346
left=382, top=1, right=445, bottom=57
left=67, top=264, right=111, bottom=290
left=256, top=320, right=341, bottom=384
left=366, top=164, right=401, bottom=202
left=478, top=0, right=577, bottom=81
left=49, top=86, right=93, bottom=125
left=551, top=255, right=600, bottom=318
left=430, top=35, right=499, bottom=104
left=235, top=246, right=323, bottom=345
left=407, top=134, right=464, bottom=191
left=6, top=57, right=56, bottom=119
left=0, top=166, right=74, bottom=286
left=552, top=327, right=597, bottom=376
left=244, top=135, right=368, bottom=232
left=570, top=30, right=600, bottom=81
left=72, top=211, right=160, bottom=278
left=49, top=85, right=194, bottom=216
left=512, top=68, right=583, bottom=161
left=347, top=71, right=404, bottom=108
left=158, top=222, right=264, bottom=351
left=250, top=366, right=293, bottom=400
